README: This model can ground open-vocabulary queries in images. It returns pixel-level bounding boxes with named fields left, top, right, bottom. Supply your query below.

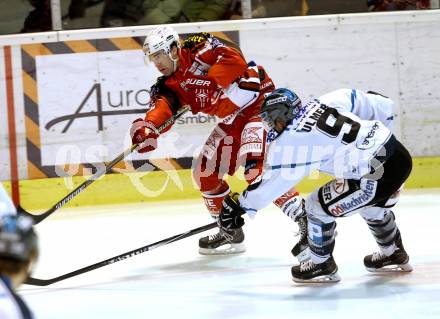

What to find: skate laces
left=299, top=259, right=315, bottom=272
left=209, top=229, right=234, bottom=241
left=371, top=251, right=387, bottom=262
left=220, top=229, right=234, bottom=241
left=294, top=217, right=307, bottom=239
left=208, top=232, right=223, bottom=241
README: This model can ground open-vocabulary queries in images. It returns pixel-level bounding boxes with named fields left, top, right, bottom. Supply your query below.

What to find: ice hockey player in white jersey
left=217, top=88, right=413, bottom=283
left=287, top=88, right=396, bottom=263
left=0, top=215, right=38, bottom=318
left=0, top=184, right=17, bottom=217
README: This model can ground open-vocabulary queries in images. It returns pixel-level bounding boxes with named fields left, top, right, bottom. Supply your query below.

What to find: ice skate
left=291, top=215, right=310, bottom=262
left=291, top=257, right=340, bottom=283
left=364, top=241, right=412, bottom=272
left=199, top=227, right=245, bottom=255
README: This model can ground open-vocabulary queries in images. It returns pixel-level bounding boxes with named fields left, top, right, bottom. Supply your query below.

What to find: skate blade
left=199, top=243, right=246, bottom=256
left=366, top=262, right=413, bottom=273
left=292, top=272, right=341, bottom=284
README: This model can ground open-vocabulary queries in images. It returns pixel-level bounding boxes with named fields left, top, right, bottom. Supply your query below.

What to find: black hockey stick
left=19, top=105, right=190, bottom=224
left=25, top=220, right=217, bottom=286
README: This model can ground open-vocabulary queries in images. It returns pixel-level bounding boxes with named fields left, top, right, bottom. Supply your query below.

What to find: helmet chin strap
left=172, top=56, right=178, bottom=72
left=168, top=48, right=180, bottom=72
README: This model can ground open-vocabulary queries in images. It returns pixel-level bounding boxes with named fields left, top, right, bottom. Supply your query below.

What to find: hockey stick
left=25, top=220, right=217, bottom=286
left=19, top=105, right=190, bottom=225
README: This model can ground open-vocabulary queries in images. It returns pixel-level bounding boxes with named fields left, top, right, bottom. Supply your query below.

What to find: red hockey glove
left=185, top=75, right=217, bottom=111
left=219, top=193, right=245, bottom=230
left=130, top=119, right=159, bottom=153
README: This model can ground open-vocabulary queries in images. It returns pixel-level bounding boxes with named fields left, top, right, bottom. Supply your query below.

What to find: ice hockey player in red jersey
left=130, top=26, right=303, bottom=255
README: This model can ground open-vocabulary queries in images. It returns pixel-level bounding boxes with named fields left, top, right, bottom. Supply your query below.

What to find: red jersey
left=144, top=33, right=275, bottom=131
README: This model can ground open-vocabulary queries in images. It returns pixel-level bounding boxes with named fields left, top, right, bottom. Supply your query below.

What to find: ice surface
left=20, top=189, right=440, bottom=319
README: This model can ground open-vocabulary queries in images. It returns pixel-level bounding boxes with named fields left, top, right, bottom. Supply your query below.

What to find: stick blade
left=17, top=205, right=46, bottom=225
left=17, top=205, right=34, bottom=218
left=25, top=277, right=55, bottom=286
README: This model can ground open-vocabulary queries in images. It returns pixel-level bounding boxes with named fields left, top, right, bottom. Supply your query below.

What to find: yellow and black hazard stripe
left=21, top=37, right=148, bottom=179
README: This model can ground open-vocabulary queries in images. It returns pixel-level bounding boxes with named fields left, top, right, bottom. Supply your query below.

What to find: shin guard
left=202, top=187, right=231, bottom=217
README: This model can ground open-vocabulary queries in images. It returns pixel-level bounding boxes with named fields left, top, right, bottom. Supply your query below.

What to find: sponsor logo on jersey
left=361, top=122, right=380, bottom=147
left=261, top=80, right=274, bottom=90
left=196, top=91, right=209, bottom=99
left=328, top=180, right=377, bottom=216
left=299, top=103, right=328, bottom=132
left=321, top=179, right=349, bottom=204
left=239, top=126, right=264, bottom=156
left=221, top=109, right=240, bottom=125
left=322, top=184, right=333, bottom=203
left=181, top=78, right=212, bottom=92
left=202, top=127, right=227, bottom=159
left=333, top=179, right=347, bottom=194
left=241, top=127, right=263, bottom=144
left=186, top=78, right=212, bottom=87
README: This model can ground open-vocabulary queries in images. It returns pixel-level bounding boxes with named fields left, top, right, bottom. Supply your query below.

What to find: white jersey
left=0, top=184, right=17, bottom=217
left=319, top=89, right=394, bottom=131
left=239, top=89, right=393, bottom=213
left=0, top=276, right=33, bottom=319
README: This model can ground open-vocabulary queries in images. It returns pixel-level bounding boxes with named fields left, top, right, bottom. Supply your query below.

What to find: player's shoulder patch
left=182, top=32, right=215, bottom=53
left=182, top=32, right=211, bottom=48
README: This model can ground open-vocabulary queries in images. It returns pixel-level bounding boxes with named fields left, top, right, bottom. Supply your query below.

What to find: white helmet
left=143, top=26, right=180, bottom=56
